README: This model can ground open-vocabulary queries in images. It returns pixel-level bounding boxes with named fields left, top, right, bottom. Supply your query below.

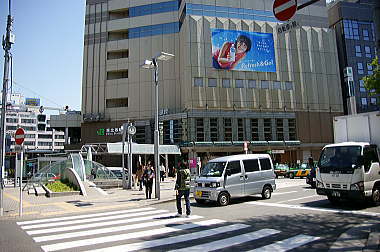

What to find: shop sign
left=277, top=20, right=298, bottom=34
left=272, top=150, right=285, bottom=154
left=97, top=127, right=122, bottom=136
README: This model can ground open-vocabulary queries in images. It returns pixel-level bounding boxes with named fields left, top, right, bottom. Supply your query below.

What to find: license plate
left=195, top=191, right=202, bottom=197
left=332, top=191, right=340, bottom=197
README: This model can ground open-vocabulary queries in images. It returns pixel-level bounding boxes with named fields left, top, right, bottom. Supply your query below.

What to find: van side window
left=226, top=161, right=241, bottom=175
left=363, top=146, right=379, bottom=172
left=243, top=159, right=259, bottom=172
left=260, top=158, right=272, bottom=170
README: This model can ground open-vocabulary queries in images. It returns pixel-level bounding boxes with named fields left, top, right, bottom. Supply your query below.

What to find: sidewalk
left=1, top=177, right=178, bottom=219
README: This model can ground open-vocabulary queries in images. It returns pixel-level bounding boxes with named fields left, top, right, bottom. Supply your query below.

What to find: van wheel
left=371, top=187, right=380, bottom=206
left=195, top=199, right=205, bottom=205
left=328, top=196, right=340, bottom=205
left=218, top=192, right=230, bottom=206
left=262, top=186, right=272, bottom=199
left=289, top=173, right=294, bottom=179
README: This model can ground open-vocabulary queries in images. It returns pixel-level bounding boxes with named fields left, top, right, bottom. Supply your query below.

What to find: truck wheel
left=289, top=173, right=294, bottom=179
left=262, top=186, right=272, bottom=199
left=218, top=192, right=230, bottom=206
left=328, top=196, right=340, bottom=205
left=195, top=198, right=205, bottom=205
left=371, top=187, right=380, bottom=206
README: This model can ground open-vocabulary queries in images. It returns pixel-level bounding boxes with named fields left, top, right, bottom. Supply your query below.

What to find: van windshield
left=319, top=146, right=362, bottom=173
left=200, top=162, right=226, bottom=177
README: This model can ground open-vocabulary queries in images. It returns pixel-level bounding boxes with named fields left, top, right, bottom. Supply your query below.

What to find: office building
left=328, top=0, right=379, bottom=114
left=81, top=0, right=343, bottom=164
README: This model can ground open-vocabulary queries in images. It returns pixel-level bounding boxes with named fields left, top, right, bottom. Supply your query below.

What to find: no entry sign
left=273, top=0, right=297, bottom=21
left=15, top=128, right=25, bottom=145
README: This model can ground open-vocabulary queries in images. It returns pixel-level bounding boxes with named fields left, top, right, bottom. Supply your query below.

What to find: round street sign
left=273, top=0, right=297, bottom=22
left=15, top=128, right=25, bottom=145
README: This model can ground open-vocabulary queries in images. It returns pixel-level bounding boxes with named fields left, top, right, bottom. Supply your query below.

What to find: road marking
left=248, top=234, right=320, bottom=252
left=247, top=202, right=380, bottom=217
left=40, top=218, right=220, bottom=252
left=26, top=210, right=169, bottom=235
left=86, top=223, right=247, bottom=252
left=169, top=229, right=281, bottom=252
left=17, top=207, right=155, bottom=225
left=23, top=209, right=168, bottom=230
left=34, top=214, right=202, bottom=242
left=273, top=191, right=298, bottom=196
left=276, top=195, right=319, bottom=203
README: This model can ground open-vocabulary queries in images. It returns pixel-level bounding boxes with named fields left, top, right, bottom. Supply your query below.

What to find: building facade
left=81, top=0, right=343, bottom=164
left=328, top=0, right=379, bottom=114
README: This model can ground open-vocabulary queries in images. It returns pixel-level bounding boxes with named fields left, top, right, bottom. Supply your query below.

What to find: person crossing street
left=175, top=160, right=191, bottom=217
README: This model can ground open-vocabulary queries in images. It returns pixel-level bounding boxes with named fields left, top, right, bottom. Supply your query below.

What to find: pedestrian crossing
left=17, top=207, right=320, bottom=252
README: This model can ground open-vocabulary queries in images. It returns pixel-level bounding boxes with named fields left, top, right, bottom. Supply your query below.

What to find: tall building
left=328, top=0, right=379, bottom=114
left=81, top=0, right=343, bottom=164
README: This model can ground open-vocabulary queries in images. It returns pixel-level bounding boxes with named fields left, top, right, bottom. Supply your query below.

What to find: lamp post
left=141, top=52, right=174, bottom=200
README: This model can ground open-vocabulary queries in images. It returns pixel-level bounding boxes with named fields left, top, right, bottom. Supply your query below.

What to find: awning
left=107, top=142, right=181, bottom=155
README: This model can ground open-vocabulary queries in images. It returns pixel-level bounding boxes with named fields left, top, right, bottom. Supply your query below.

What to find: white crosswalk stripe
left=17, top=207, right=320, bottom=252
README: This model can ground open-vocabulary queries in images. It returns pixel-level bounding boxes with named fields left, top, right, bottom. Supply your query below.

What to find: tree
left=362, top=57, right=380, bottom=96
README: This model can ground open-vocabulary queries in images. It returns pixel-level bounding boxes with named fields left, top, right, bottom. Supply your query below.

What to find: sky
left=0, top=0, right=85, bottom=111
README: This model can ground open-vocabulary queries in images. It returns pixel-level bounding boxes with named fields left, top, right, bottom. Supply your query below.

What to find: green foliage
left=46, top=179, right=78, bottom=192
left=362, top=57, right=380, bottom=96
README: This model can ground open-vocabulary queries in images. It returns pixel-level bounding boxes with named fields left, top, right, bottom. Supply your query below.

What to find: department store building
left=81, top=0, right=343, bottom=165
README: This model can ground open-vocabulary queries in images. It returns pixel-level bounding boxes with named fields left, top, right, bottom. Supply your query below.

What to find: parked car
left=274, top=164, right=289, bottom=178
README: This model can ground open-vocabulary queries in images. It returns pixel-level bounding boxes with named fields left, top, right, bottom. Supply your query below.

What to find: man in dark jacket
left=175, top=160, right=191, bottom=217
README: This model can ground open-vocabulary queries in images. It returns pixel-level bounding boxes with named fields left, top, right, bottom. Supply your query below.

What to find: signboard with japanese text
left=97, top=127, right=122, bottom=136
left=211, top=29, right=276, bottom=72
left=25, top=98, right=41, bottom=106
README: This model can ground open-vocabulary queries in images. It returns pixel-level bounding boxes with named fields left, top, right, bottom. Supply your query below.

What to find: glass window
left=260, top=158, right=272, bottom=171
left=224, top=118, right=232, bottom=141
left=235, top=79, right=244, bottom=88
left=251, top=119, right=259, bottom=141
left=208, top=78, right=217, bottom=87
left=357, top=62, right=364, bottom=74
left=276, top=118, right=284, bottom=141
left=196, top=118, right=204, bottom=141
left=273, top=81, right=281, bottom=89
left=222, top=79, right=231, bottom=88
left=248, top=80, right=256, bottom=88
left=365, top=46, right=371, bottom=58
left=237, top=118, right=244, bottom=141
left=264, top=118, right=272, bottom=141
left=243, top=159, right=260, bottom=172
left=367, top=63, right=373, bottom=75
left=363, top=146, right=379, bottom=172
left=226, top=161, right=241, bottom=175
left=355, top=45, right=362, bottom=57
left=285, top=81, right=293, bottom=90
left=361, top=97, right=367, bottom=105
left=194, top=77, right=203, bottom=87
left=261, top=80, right=269, bottom=89
left=210, top=118, right=218, bottom=142
left=288, top=118, right=297, bottom=140
left=363, top=29, right=369, bottom=40
left=370, top=98, right=377, bottom=105
left=359, top=79, right=366, bottom=92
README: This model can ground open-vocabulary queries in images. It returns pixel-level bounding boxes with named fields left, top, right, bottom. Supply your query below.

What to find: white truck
left=316, top=111, right=380, bottom=205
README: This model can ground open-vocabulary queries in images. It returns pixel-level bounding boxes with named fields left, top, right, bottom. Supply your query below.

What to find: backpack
left=176, top=168, right=190, bottom=190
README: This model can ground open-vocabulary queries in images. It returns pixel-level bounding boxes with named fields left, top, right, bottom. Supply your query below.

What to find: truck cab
left=316, top=142, right=380, bottom=204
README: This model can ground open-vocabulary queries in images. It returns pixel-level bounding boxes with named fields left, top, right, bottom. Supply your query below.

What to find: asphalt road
left=0, top=178, right=379, bottom=252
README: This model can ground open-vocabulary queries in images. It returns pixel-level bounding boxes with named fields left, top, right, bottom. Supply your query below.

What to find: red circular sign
left=273, top=0, right=297, bottom=21
left=15, top=128, right=25, bottom=145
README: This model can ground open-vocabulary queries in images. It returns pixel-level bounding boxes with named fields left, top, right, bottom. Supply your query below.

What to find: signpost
left=15, top=128, right=24, bottom=216
left=273, top=0, right=297, bottom=22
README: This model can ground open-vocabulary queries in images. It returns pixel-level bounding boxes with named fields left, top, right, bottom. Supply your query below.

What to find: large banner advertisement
left=211, top=29, right=276, bottom=72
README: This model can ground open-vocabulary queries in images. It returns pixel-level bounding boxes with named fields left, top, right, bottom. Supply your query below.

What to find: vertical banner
left=211, top=29, right=276, bottom=72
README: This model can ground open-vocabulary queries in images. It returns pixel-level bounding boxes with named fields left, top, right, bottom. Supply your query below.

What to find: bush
left=46, top=180, right=78, bottom=192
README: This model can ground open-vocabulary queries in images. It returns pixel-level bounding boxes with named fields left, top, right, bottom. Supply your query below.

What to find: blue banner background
left=211, top=29, right=276, bottom=72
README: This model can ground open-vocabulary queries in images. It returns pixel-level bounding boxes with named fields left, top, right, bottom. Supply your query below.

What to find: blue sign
left=25, top=98, right=41, bottom=106
left=211, top=29, right=276, bottom=72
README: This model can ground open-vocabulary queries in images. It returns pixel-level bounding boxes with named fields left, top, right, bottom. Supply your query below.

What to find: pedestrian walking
left=175, top=159, right=191, bottom=217
left=143, top=162, right=154, bottom=199
left=136, top=164, right=143, bottom=191
left=160, top=163, right=166, bottom=182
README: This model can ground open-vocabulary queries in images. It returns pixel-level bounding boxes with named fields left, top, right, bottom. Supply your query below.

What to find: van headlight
left=210, top=182, right=220, bottom=188
left=350, top=181, right=364, bottom=191
left=316, top=180, right=324, bottom=188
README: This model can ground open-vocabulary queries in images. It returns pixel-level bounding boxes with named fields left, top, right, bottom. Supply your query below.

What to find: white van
left=194, top=154, right=276, bottom=206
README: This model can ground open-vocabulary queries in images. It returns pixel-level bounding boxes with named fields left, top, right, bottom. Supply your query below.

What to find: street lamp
left=141, top=52, right=174, bottom=200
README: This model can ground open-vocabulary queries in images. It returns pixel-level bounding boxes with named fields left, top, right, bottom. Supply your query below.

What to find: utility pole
left=0, top=0, right=15, bottom=216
